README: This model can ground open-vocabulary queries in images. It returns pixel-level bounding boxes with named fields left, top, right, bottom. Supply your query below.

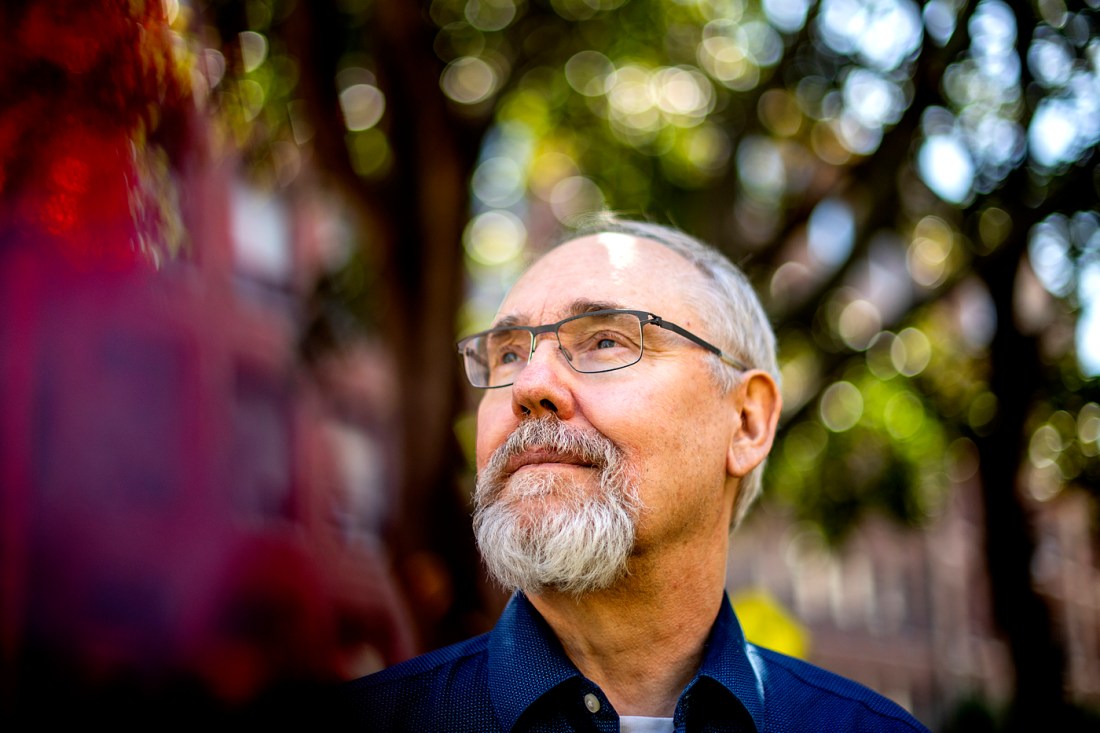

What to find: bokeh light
left=808, top=198, right=855, bottom=269
left=465, top=0, right=518, bottom=31
left=922, top=0, right=959, bottom=46
left=697, top=17, right=782, bottom=92
left=817, top=0, right=923, bottom=72
left=564, top=50, right=614, bottom=97
left=820, top=381, right=865, bottom=432
left=763, top=0, right=813, bottom=33
left=339, top=83, right=386, bottom=131
left=758, top=89, right=804, bottom=137
left=968, top=392, right=998, bottom=432
left=917, top=133, right=974, bottom=205
left=441, top=56, right=499, bottom=104
left=866, top=332, right=899, bottom=379
left=347, top=129, right=392, bottom=178
left=737, top=135, right=786, bottom=202
left=884, top=391, right=925, bottom=440
left=1029, top=214, right=1075, bottom=297
left=891, top=327, right=932, bottom=376
left=838, top=299, right=883, bottom=351
left=549, top=175, right=605, bottom=223
left=1078, top=264, right=1100, bottom=375
left=907, top=215, right=956, bottom=288
left=842, top=68, right=905, bottom=130
left=1079, top=403, right=1100, bottom=455
left=471, top=155, right=526, bottom=208
left=463, top=209, right=527, bottom=265
left=239, top=31, right=268, bottom=73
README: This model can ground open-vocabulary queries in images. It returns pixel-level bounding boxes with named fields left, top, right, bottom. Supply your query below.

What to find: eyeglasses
left=456, top=308, right=747, bottom=389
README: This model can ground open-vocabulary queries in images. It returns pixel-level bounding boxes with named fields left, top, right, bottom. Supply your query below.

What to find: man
left=345, top=216, right=930, bottom=732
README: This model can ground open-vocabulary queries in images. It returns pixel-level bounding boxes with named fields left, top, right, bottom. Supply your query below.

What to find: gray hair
left=557, top=212, right=780, bottom=529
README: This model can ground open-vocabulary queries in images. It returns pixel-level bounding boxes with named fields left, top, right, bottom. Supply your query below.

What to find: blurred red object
left=0, top=192, right=416, bottom=725
left=1, top=3, right=416, bottom=722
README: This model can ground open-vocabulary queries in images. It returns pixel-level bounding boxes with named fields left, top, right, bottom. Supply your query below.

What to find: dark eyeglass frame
left=456, top=308, right=748, bottom=389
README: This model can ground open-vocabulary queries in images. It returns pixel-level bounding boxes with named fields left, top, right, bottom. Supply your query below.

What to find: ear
left=726, top=370, right=782, bottom=478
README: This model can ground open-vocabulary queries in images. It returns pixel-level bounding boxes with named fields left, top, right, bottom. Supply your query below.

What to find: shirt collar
left=486, top=592, right=767, bottom=731
left=487, top=592, right=583, bottom=730
left=690, top=594, right=767, bottom=731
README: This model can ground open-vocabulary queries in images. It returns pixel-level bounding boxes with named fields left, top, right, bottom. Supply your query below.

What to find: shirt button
left=584, top=693, right=601, bottom=713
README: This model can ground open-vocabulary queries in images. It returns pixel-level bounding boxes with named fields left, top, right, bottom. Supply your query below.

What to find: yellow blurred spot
left=730, top=588, right=810, bottom=659
left=908, top=215, right=954, bottom=287
left=347, top=129, right=391, bottom=178
left=237, top=79, right=265, bottom=122
left=529, top=151, right=578, bottom=200
left=463, top=210, right=526, bottom=265
left=884, top=391, right=925, bottom=440
left=680, top=122, right=730, bottom=175
left=1079, top=402, right=1100, bottom=456
left=1028, top=423, right=1063, bottom=469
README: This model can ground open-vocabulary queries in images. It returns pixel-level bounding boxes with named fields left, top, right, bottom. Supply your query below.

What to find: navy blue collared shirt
left=343, top=592, right=930, bottom=732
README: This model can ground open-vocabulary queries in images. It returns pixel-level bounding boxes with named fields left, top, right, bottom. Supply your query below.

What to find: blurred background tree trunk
left=279, top=0, right=489, bottom=651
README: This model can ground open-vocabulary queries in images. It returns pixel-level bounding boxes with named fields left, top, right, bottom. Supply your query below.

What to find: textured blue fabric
left=343, top=592, right=930, bottom=732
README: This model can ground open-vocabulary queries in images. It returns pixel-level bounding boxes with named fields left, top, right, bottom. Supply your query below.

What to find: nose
left=510, top=336, right=577, bottom=419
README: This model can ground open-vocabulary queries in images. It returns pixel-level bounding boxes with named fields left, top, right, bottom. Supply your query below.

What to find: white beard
left=472, top=417, right=642, bottom=596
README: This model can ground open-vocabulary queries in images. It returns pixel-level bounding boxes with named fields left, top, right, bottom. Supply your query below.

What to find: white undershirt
left=619, top=715, right=675, bottom=733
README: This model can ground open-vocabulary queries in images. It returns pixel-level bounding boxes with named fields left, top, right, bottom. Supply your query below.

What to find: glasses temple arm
left=650, top=317, right=749, bottom=372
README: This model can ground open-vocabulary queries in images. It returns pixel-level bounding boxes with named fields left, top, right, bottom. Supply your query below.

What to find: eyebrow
left=492, top=299, right=629, bottom=329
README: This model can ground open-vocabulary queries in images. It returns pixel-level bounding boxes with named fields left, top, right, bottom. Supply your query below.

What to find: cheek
left=579, top=387, right=676, bottom=467
left=474, top=395, right=514, bottom=469
left=608, top=384, right=729, bottom=485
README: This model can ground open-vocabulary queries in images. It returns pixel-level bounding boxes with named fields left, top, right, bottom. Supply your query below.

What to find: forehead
left=497, top=233, right=705, bottom=324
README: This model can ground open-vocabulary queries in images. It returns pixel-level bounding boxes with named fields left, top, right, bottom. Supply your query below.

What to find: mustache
left=476, top=417, right=622, bottom=504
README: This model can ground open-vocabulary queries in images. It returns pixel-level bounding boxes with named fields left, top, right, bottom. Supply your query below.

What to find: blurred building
left=0, top=140, right=414, bottom=723
left=727, top=476, right=1100, bottom=730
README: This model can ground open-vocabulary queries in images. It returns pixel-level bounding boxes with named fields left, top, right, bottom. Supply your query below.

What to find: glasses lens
left=559, top=312, right=643, bottom=374
left=459, top=312, right=646, bottom=388
left=463, top=329, right=531, bottom=387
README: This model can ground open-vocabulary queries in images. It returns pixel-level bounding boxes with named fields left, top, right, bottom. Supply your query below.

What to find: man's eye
left=589, top=330, right=632, bottom=349
left=492, top=343, right=529, bottom=366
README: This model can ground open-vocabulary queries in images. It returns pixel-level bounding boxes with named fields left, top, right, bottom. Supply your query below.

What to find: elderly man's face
left=472, top=233, right=744, bottom=591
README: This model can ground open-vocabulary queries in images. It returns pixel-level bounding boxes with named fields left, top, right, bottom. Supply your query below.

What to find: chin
left=503, top=469, right=579, bottom=500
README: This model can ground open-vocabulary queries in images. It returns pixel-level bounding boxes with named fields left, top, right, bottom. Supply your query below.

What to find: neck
left=526, top=538, right=729, bottom=718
